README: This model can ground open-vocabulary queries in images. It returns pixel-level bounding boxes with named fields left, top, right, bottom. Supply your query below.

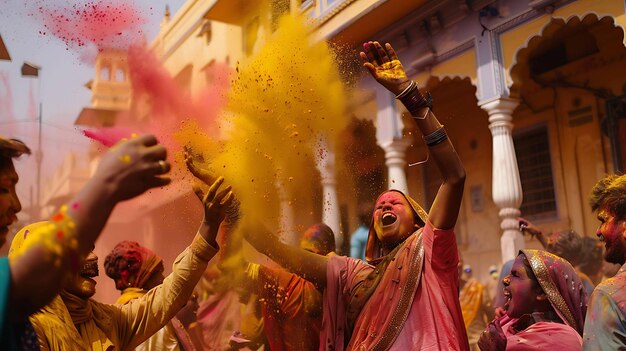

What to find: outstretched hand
left=194, top=177, right=233, bottom=229
left=186, top=150, right=241, bottom=223
left=185, top=150, right=216, bottom=185
left=360, top=41, right=411, bottom=96
left=517, top=217, right=543, bottom=238
left=95, top=134, right=171, bottom=203
left=478, top=318, right=507, bottom=351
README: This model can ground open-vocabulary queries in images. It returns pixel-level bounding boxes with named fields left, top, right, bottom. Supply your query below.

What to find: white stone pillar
left=380, top=139, right=411, bottom=194
left=316, top=137, right=342, bottom=251
left=374, top=86, right=410, bottom=194
left=276, top=180, right=298, bottom=246
left=481, top=97, right=523, bottom=263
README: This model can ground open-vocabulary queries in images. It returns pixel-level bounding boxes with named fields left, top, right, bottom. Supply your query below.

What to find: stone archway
left=335, top=114, right=386, bottom=254
left=404, top=75, right=502, bottom=280
left=508, top=13, right=626, bottom=237
left=510, top=14, right=626, bottom=101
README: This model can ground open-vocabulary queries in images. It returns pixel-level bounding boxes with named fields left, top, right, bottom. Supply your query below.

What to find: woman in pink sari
left=478, top=250, right=587, bottom=350
left=243, top=41, right=467, bottom=350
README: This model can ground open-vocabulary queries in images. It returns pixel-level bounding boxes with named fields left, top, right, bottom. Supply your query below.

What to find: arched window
left=115, top=68, right=126, bottom=82
left=100, top=66, right=110, bottom=81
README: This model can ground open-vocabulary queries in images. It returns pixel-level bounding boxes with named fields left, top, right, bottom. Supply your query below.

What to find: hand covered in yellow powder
left=186, top=150, right=241, bottom=223
left=95, top=134, right=171, bottom=203
left=193, top=176, right=233, bottom=234
left=185, top=149, right=216, bottom=185
left=360, top=41, right=411, bottom=96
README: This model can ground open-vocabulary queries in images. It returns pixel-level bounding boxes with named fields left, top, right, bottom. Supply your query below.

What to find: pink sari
left=321, top=220, right=468, bottom=350
left=499, top=314, right=582, bottom=350
left=498, top=250, right=588, bottom=350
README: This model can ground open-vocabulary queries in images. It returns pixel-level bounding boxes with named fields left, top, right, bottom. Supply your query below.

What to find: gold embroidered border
left=523, top=249, right=577, bottom=329
left=371, top=229, right=425, bottom=351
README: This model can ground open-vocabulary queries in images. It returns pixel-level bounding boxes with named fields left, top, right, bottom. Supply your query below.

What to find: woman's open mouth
left=382, top=213, right=397, bottom=226
left=503, top=289, right=511, bottom=309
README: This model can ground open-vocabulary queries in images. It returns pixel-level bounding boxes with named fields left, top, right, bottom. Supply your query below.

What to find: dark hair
left=0, top=139, right=31, bottom=171
left=0, top=139, right=31, bottom=159
left=590, top=174, right=626, bottom=220
left=579, top=236, right=603, bottom=277
left=104, top=241, right=144, bottom=291
left=547, top=229, right=583, bottom=266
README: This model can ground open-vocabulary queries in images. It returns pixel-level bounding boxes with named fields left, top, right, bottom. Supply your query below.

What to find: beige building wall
left=81, top=0, right=626, bottom=298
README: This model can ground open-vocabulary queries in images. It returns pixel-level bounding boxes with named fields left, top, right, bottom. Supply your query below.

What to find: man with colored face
left=0, top=134, right=174, bottom=350
left=20, top=176, right=233, bottom=351
left=0, top=147, right=22, bottom=248
left=583, top=174, right=626, bottom=350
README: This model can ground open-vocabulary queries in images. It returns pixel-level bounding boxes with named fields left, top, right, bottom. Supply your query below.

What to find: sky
left=0, top=0, right=185, bottom=212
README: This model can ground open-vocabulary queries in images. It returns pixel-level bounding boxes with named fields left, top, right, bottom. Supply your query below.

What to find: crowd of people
left=0, top=40, right=625, bottom=351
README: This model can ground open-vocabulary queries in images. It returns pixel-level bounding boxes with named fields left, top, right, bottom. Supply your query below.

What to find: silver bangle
left=395, top=80, right=416, bottom=99
left=423, top=126, right=448, bottom=147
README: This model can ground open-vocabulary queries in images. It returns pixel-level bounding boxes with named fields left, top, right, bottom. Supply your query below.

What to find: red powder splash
left=80, top=44, right=229, bottom=160
left=123, top=45, right=229, bottom=149
left=83, top=127, right=133, bottom=147
left=34, top=1, right=145, bottom=58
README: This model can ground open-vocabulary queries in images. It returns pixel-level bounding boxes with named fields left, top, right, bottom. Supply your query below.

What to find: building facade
left=190, top=0, right=626, bottom=281
left=40, top=0, right=626, bottom=301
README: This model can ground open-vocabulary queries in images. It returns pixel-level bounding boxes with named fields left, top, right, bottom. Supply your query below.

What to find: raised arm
left=244, top=225, right=329, bottom=289
left=185, top=154, right=329, bottom=288
left=518, top=217, right=547, bottom=248
left=8, top=134, right=171, bottom=320
left=118, top=177, right=232, bottom=349
left=361, top=41, right=466, bottom=230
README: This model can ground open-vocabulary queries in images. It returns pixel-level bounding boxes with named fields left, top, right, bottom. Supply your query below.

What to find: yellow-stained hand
left=193, top=177, right=233, bottom=229
left=185, top=150, right=216, bottom=186
left=360, top=41, right=411, bottom=96
left=186, top=150, right=240, bottom=223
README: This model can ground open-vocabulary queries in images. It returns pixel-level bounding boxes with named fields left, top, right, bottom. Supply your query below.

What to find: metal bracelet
left=402, top=91, right=433, bottom=117
left=423, top=126, right=448, bottom=147
left=395, top=80, right=416, bottom=99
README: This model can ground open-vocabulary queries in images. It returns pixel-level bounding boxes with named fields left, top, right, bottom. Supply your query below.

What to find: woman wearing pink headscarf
left=478, top=250, right=588, bottom=350
left=243, top=40, right=468, bottom=350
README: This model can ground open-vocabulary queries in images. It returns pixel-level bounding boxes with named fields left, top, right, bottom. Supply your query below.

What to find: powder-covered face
left=502, top=255, right=544, bottom=318
left=373, top=192, right=417, bottom=249
left=65, top=252, right=99, bottom=299
left=0, top=160, right=20, bottom=248
left=300, top=225, right=334, bottom=255
left=596, top=207, right=626, bottom=265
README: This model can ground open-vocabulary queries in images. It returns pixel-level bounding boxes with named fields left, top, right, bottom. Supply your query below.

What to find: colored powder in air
left=82, top=127, right=134, bottom=147
left=33, top=0, right=145, bottom=61
left=125, top=45, right=229, bottom=144
left=81, top=44, right=230, bottom=207
left=176, top=14, right=349, bottom=244
left=81, top=44, right=229, bottom=162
